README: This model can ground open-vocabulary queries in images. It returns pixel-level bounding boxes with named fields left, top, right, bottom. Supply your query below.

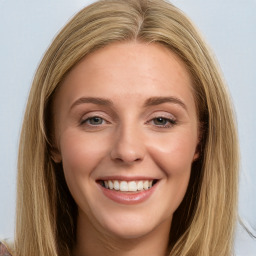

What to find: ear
left=50, top=146, right=62, bottom=163
left=193, top=149, right=200, bottom=161
left=193, top=123, right=204, bottom=161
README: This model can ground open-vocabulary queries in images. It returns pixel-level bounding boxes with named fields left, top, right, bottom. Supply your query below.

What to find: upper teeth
left=103, top=180, right=153, bottom=192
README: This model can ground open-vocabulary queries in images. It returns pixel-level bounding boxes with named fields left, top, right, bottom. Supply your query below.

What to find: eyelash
left=80, top=115, right=176, bottom=129
left=80, top=116, right=107, bottom=126
left=147, top=116, right=177, bottom=128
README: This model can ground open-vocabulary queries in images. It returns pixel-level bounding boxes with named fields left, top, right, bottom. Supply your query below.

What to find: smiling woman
left=6, top=0, right=239, bottom=256
left=51, top=42, right=199, bottom=255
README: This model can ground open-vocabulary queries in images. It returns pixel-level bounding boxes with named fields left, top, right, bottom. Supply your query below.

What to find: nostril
left=112, top=152, right=144, bottom=164
left=110, top=136, right=145, bottom=163
left=114, top=157, right=142, bottom=164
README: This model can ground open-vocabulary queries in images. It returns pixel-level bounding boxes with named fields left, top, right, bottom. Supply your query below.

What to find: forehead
left=54, top=41, right=195, bottom=111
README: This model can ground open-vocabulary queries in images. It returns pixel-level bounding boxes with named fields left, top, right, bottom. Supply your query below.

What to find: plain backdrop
left=0, top=0, right=255, bottom=254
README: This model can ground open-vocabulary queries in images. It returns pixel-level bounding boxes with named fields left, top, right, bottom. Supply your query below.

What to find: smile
left=99, top=180, right=158, bottom=192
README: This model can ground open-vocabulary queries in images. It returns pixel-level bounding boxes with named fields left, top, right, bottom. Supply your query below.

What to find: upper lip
left=96, top=176, right=159, bottom=181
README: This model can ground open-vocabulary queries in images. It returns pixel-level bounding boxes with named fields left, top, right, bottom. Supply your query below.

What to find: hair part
left=15, top=1, right=239, bottom=255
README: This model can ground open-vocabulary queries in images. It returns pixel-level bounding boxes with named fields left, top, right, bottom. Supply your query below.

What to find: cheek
left=59, top=130, right=110, bottom=180
left=147, top=131, right=198, bottom=177
left=58, top=130, right=113, bottom=213
left=149, top=134, right=196, bottom=213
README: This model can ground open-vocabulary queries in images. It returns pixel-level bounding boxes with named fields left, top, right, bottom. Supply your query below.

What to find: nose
left=110, top=125, right=145, bottom=164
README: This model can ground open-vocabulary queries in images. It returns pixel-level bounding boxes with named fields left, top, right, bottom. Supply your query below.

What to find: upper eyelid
left=146, top=111, right=176, bottom=120
left=147, top=117, right=176, bottom=124
left=80, top=116, right=110, bottom=127
left=78, top=108, right=121, bottom=122
left=145, top=112, right=177, bottom=127
left=78, top=110, right=177, bottom=123
left=83, top=116, right=105, bottom=121
left=80, top=111, right=110, bottom=120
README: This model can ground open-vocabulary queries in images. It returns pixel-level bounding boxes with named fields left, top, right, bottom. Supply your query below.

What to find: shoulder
left=0, top=242, right=12, bottom=256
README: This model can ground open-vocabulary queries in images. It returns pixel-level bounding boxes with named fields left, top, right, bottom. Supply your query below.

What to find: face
left=52, top=42, right=199, bottom=240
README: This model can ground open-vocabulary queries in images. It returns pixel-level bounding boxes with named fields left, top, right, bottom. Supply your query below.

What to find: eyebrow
left=144, top=96, right=187, bottom=111
left=70, top=96, right=187, bottom=111
left=70, top=97, right=114, bottom=110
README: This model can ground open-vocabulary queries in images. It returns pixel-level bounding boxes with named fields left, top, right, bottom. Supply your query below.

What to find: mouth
left=97, top=179, right=159, bottom=192
left=96, top=177, right=160, bottom=204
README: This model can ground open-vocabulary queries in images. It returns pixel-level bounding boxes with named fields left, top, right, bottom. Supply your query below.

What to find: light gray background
left=0, top=0, right=255, bottom=254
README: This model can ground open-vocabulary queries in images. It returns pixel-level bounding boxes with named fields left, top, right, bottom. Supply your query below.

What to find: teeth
left=102, top=180, right=155, bottom=191
left=128, top=181, right=137, bottom=192
left=108, top=180, right=114, bottom=190
left=137, top=181, right=144, bottom=191
left=114, top=180, right=119, bottom=190
left=104, top=181, right=108, bottom=189
left=120, top=181, right=128, bottom=191
left=143, top=180, right=149, bottom=190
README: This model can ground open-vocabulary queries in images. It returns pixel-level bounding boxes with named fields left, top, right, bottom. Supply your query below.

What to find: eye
left=82, top=116, right=105, bottom=126
left=153, top=117, right=169, bottom=126
left=149, top=116, right=176, bottom=128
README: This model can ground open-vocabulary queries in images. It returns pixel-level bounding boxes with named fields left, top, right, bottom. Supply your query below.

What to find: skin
left=52, top=41, right=199, bottom=256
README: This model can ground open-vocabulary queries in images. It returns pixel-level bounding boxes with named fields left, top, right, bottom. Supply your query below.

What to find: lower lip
left=98, top=182, right=158, bottom=205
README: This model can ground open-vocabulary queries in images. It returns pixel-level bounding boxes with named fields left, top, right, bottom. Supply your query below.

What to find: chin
left=97, top=210, right=170, bottom=240
left=105, top=221, right=155, bottom=240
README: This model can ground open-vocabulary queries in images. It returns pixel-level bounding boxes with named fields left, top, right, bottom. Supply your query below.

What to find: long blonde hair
left=15, top=0, right=239, bottom=255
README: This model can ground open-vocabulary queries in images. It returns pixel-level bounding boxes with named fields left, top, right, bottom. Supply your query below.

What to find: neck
left=73, top=212, right=172, bottom=256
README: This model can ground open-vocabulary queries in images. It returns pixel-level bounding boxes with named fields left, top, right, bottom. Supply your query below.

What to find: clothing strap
left=0, top=242, right=12, bottom=256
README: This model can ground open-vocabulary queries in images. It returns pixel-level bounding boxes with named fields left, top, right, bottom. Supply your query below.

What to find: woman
left=1, top=0, right=239, bottom=255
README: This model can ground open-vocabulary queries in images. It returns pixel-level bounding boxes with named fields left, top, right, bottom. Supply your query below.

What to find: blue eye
left=153, top=117, right=168, bottom=125
left=151, top=117, right=176, bottom=127
left=83, top=116, right=104, bottom=125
